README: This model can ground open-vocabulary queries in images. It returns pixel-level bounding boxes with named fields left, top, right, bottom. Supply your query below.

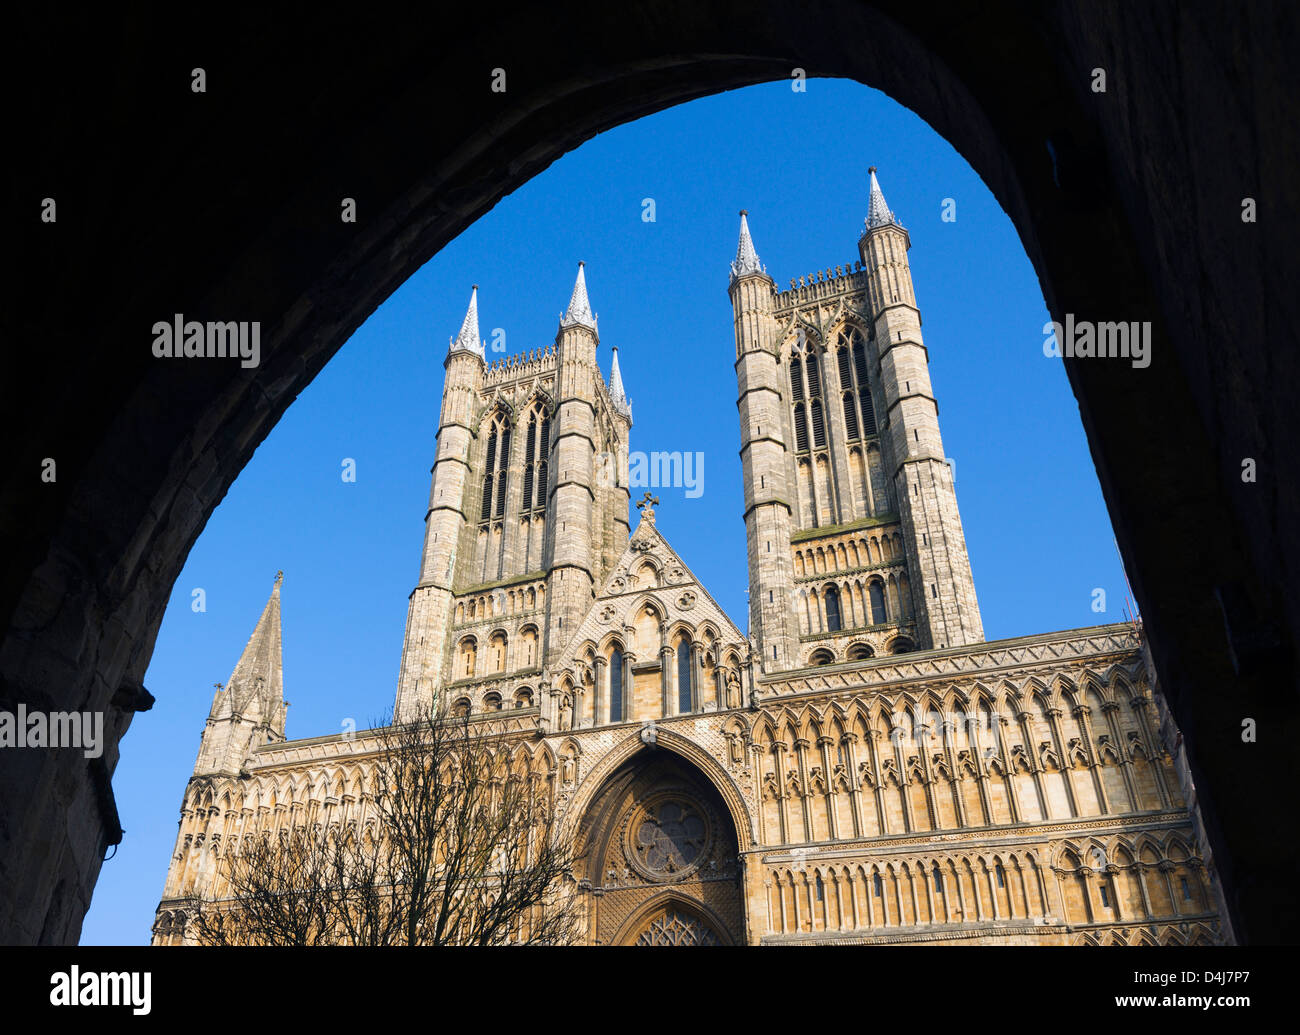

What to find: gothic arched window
left=609, top=647, right=624, bottom=722
left=825, top=585, right=842, bottom=632
left=520, top=404, right=550, bottom=516
left=480, top=411, right=512, bottom=523
left=869, top=580, right=887, bottom=625
left=836, top=327, right=877, bottom=442
left=788, top=338, right=824, bottom=453
left=676, top=639, right=692, bottom=713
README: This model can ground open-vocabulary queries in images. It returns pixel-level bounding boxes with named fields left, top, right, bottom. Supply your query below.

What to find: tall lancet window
left=676, top=638, right=693, bottom=714
left=520, top=404, right=550, bottom=515
left=825, top=585, right=843, bottom=632
left=609, top=646, right=625, bottom=723
left=788, top=336, right=825, bottom=452
left=480, top=411, right=511, bottom=523
left=869, top=580, right=888, bottom=625
left=837, top=327, right=877, bottom=441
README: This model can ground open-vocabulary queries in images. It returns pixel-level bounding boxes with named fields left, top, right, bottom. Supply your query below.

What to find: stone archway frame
left=609, top=887, right=738, bottom=946
left=7, top=3, right=1294, bottom=946
left=560, top=725, right=756, bottom=855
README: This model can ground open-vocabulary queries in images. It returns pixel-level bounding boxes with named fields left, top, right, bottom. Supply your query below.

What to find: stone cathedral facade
left=153, top=170, right=1225, bottom=946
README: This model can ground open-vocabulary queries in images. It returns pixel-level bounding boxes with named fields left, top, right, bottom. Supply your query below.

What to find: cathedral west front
left=153, top=169, right=1226, bottom=946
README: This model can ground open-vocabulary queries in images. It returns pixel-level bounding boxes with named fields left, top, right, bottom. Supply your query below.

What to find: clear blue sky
left=80, top=78, right=1133, bottom=944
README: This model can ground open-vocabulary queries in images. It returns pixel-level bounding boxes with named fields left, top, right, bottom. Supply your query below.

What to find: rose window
left=628, top=798, right=710, bottom=880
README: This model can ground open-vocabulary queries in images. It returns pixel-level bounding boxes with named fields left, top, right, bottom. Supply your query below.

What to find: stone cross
left=636, top=492, right=660, bottom=523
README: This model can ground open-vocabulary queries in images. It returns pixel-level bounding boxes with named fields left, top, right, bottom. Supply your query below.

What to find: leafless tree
left=192, top=704, right=581, bottom=945
left=189, top=825, right=342, bottom=946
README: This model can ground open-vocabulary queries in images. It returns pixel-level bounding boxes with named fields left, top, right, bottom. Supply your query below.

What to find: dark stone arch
left=3, top=2, right=1295, bottom=944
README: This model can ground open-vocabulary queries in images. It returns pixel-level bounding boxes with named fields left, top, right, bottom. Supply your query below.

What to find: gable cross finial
left=636, top=492, right=660, bottom=523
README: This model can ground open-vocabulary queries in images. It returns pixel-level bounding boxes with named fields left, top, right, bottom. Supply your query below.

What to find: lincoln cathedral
left=153, top=169, right=1226, bottom=946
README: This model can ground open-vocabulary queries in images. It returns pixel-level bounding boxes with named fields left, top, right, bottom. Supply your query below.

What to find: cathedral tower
left=732, top=169, right=983, bottom=673
left=858, top=168, right=982, bottom=649
left=394, top=268, right=631, bottom=720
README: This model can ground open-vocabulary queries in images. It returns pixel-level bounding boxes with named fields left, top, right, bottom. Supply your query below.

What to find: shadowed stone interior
left=4, top=2, right=1296, bottom=944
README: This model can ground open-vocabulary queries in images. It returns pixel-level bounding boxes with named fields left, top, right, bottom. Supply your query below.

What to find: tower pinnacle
left=730, top=209, right=765, bottom=283
left=226, top=573, right=285, bottom=715
left=195, top=572, right=289, bottom=773
left=449, top=285, right=484, bottom=358
left=865, top=167, right=900, bottom=230
left=608, top=346, right=632, bottom=419
left=560, top=261, right=598, bottom=334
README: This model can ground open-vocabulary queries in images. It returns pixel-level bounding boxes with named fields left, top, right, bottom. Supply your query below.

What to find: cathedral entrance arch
left=575, top=750, right=743, bottom=945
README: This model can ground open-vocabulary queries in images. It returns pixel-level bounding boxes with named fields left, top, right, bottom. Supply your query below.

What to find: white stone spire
left=730, top=209, right=765, bottom=283
left=560, top=262, right=598, bottom=334
left=864, top=166, right=900, bottom=230
left=449, top=284, right=484, bottom=358
left=609, top=346, right=632, bottom=419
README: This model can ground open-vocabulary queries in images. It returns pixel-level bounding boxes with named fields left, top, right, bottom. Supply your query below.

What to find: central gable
left=550, top=510, right=747, bottom=703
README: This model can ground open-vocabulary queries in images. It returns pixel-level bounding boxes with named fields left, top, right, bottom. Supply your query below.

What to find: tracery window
left=634, top=908, right=720, bottom=946
left=629, top=799, right=709, bottom=879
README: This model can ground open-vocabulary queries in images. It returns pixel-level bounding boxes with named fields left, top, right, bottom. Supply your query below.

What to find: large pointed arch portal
left=574, top=747, right=744, bottom=945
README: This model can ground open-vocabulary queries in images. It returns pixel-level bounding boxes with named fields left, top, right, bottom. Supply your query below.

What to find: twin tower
left=392, top=168, right=983, bottom=722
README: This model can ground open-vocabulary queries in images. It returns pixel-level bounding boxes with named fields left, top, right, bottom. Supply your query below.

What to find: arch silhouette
left=4, top=2, right=1293, bottom=945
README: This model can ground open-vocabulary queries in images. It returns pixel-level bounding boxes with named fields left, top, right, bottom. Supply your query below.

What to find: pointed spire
left=864, top=166, right=901, bottom=231
left=449, top=285, right=484, bottom=358
left=730, top=209, right=765, bottom=283
left=560, top=262, right=598, bottom=333
left=609, top=346, right=632, bottom=419
left=226, top=572, right=284, bottom=718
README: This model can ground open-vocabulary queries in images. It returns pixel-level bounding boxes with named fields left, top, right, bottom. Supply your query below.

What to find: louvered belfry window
left=480, top=413, right=510, bottom=523
left=838, top=327, right=877, bottom=441
left=789, top=340, right=825, bottom=452
left=520, top=407, right=550, bottom=517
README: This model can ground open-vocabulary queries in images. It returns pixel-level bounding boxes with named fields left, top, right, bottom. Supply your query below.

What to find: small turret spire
left=449, top=285, right=484, bottom=358
left=864, top=166, right=900, bottom=230
left=609, top=346, right=632, bottom=419
left=730, top=209, right=765, bottom=283
left=222, top=572, right=286, bottom=737
left=195, top=572, right=288, bottom=774
left=560, top=262, right=598, bottom=334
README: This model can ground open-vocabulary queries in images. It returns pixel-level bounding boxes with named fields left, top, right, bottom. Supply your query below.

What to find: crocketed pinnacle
left=730, top=209, right=765, bottom=283
left=609, top=346, right=632, bottom=419
left=449, top=285, right=484, bottom=358
left=560, top=262, right=598, bottom=334
left=864, top=166, right=900, bottom=230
